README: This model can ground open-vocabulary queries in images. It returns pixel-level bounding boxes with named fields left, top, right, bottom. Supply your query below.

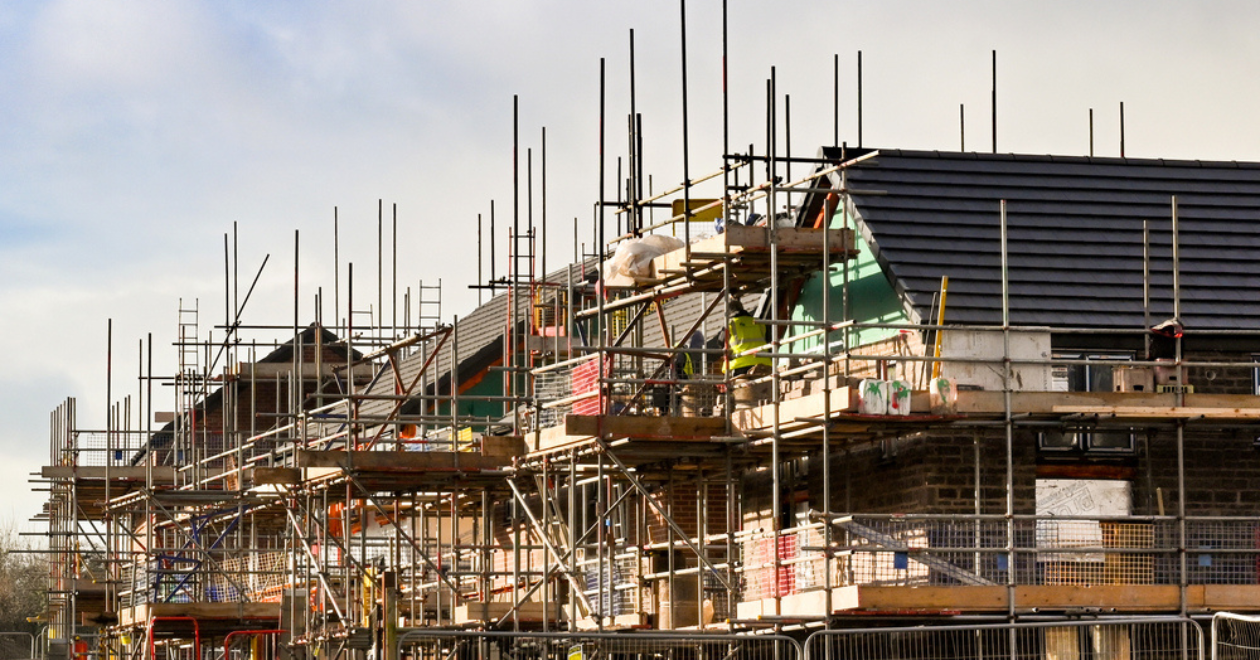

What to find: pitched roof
left=263, top=323, right=362, bottom=363
left=830, top=148, right=1260, bottom=331
left=359, top=258, right=602, bottom=420
left=132, top=324, right=356, bottom=465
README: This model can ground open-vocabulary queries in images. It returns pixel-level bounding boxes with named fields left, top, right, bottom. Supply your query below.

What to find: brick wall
left=793, top=434, right=1038, bottom=517
left=1182, top=350, right=1255, bottom=395
left=1138, top=430, right=1260, bottom=516
left=760, top=348, right=1260, bottom=520
left=842, top=330, right=928, bottom=384
left=645, top=481, right=729, bottom=544
left=764, top=429, right=1260, bottom=519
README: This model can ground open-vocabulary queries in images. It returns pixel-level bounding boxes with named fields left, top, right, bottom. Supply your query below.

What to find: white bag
left=603, top=235, right=685, bottom=282
left=887, top=379, right=912, bottom=416
left=858, top=379, right=888, bottom=415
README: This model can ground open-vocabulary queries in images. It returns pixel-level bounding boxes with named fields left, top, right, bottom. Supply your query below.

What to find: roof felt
left=830, top=148, right=1260, bottom=331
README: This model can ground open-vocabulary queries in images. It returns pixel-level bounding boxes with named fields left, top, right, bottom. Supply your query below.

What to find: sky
left=4, top=0, right=1260, bottom=531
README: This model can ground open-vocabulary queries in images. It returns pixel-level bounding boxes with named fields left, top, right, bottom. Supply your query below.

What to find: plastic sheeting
left=602, top=234, right=685, bottom=283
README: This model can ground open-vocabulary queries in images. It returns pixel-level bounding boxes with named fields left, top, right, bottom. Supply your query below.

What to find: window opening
left=1041, top=353, right=1136, bottom=454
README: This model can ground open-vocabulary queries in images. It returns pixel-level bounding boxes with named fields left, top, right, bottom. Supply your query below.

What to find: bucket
left=680, top=383, right=713, bottom=416
left=731, top=377, right=755, bottom=409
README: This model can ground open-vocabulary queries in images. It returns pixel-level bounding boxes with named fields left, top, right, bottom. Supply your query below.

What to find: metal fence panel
left=805, top=618, right=1202, bottom=660
left=399, top=630, right=801, bottom=660
left=0, top=633, right=37, bottom=660
left=1212, top=612, right=1260, bottom=660
left=773, top=516, right=1260, bottom=590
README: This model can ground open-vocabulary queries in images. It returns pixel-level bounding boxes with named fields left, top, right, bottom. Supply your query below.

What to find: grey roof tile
left=830, top=148, right=1260, bottom=330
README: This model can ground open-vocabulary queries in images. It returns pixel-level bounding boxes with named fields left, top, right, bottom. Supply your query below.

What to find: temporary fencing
left=805, top=617, right=1203, bottom=660
left=0, top=634, right=36, bottom=660
left=1213, top=612, right=1260, bottom=660
left=398, top=630, right=801, bottom=660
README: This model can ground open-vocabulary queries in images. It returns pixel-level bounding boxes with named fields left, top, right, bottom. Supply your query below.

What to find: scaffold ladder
left=175, top=299, right=200, bottom=479
left=417, top=279, right=442, bottom=332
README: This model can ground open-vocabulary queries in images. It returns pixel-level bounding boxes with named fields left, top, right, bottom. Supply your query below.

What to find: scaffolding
left=30, top=22, right=1260, bottom=660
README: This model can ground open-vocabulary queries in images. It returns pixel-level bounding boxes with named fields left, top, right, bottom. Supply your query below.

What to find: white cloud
left=5, top=0, right=1260, bottom=530
left=28, top=1, right=217, bottom=91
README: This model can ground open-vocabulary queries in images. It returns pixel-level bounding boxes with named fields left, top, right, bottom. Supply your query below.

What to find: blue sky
left=4, top=0, right=1260, bottom=528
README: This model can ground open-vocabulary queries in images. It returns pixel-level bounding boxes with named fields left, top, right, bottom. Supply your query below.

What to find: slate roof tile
left=830, top=147, right=1260, bottom=330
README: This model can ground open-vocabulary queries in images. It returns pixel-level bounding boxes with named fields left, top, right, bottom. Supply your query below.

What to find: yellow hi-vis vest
left=680, top=352, right=695, bottom=378
left=726, top=315, right=771, bottom=373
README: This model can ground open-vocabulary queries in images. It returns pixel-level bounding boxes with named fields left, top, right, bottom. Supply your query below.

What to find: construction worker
left=651, top=332, right=702, bottom=415
left=724, top=300, right=771, bottom=376
left=679, top=331, right=704, bottom=378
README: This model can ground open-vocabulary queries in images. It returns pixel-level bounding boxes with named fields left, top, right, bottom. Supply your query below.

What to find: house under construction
left=31, top=42, right=1260, bottom=660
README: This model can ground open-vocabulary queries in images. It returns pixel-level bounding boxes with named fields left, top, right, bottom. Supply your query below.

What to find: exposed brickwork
left=645, top=482, right=729, bottom=544
left=1138, top=430, right=1260, bottom=516
left=1182, top=350, right=1255, bottom=395
left=789, top=434, right=1038, bottom=517
left=773, top=349, right=1260, bottom=520
left=837, top=331, right=928, bottom=383
left=742, top=427, right=1260, bottom=521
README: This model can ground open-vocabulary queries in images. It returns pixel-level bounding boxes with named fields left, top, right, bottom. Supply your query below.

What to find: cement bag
left=603, top=235, right=685, bottom=282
